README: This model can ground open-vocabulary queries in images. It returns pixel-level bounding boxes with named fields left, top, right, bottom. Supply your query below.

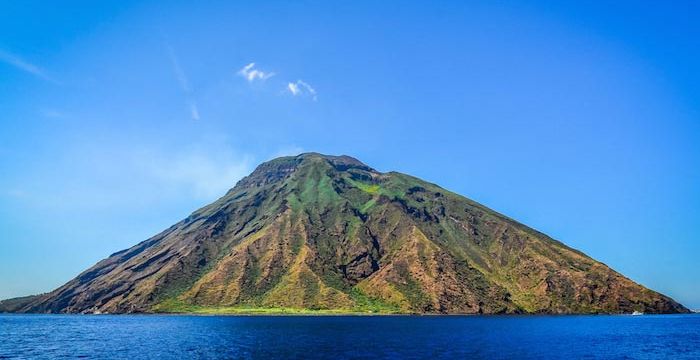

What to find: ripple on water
left=1, top=314, right=699, bottom=359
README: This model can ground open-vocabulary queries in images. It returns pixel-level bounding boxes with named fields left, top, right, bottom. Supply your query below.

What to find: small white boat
left=631, top=311, right=644, bottom=316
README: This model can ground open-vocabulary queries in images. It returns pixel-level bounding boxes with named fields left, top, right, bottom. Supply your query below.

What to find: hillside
left=2, top=153, right=688, bottom=314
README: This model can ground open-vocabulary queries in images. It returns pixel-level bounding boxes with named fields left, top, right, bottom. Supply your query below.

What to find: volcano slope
left=3, top=153, right=688, bottom=314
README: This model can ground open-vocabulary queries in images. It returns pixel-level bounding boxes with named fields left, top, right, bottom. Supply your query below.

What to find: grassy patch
left=153, top=288, right=405, bottom=315
left=360, top=198, right=377, bottom=214
left=357, top=182, right=381, bottom=194
left=285, top=194, right=301, bottom=211
left=346, top=178, right=381, bottom=194
left=299, top=168, right=339, bottom=207
left=349, top=288, right=402, bottom=313
left=152, top=297, right=398, bottom=315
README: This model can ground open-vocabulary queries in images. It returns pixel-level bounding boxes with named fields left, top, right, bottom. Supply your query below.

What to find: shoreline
left=1, top=311, right=695, bottom=317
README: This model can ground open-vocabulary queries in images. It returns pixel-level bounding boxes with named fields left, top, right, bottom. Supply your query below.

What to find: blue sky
left=1, top=1, right=698, bottom=308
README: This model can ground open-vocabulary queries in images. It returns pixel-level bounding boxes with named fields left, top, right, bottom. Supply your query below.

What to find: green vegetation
left=299, top=164, right=339, bottom=207
left=360, top=198, right=377, bottom=214
left=346, top=177, right=405, bottom=200
left=152, top=297, right=400, bottom=315
left=348, top=288, right=402, bottom=313
left=353, top=181, right=380, bottom=194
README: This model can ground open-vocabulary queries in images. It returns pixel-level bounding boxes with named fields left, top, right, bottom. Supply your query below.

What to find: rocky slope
left=2, top=153, right=689, bottom=314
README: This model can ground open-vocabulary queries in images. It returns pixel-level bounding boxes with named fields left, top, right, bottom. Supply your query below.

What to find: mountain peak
left=236, top=152, right=375, bottom=189
left=281, top=152, right=372, bottom=171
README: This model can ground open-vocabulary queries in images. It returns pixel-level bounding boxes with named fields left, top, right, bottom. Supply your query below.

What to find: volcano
left=2, top=153, right=688, bottom=314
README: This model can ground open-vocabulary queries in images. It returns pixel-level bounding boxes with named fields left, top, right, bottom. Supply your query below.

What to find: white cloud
left=166, top=44, right=199, bottom=120
left=237, top=62, right=275, bottom=82
left=287, top=82, right=300, bottom=95
left=286, top=80, right=317, bottom=101
left=0, top=49, right=56, bottom=83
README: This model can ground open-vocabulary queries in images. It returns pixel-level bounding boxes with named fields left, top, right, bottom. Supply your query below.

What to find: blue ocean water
left=1, top=314, right=699, bottom=359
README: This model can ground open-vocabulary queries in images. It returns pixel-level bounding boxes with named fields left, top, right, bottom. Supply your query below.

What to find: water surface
left=1, top=314, right=698, bottom=359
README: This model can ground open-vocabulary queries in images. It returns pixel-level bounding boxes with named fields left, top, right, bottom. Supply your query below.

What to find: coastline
left=3, top=310, right=696, bottom=317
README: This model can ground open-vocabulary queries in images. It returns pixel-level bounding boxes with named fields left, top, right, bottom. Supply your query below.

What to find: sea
left=1, top=314, right=698, bottom=359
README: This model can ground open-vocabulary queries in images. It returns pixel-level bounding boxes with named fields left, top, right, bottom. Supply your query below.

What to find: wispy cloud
left=166, top=44, right=199, bottom=120
left=0, top=49, right=56, bottom=83
left=167, top=45, right=190, bottom=93
left=4, top=189, right=27, bottom=198
left=40, top=109, right=70, bottom=119
left=236, top=62, right=316, bottom=101
left=143, top=147, right=252, bottom=199
left=189, top=102, right=200, bottom=121
left=269, top=145, right=304, bottom=160
left=287, top=80, right=317, bottom=101
left=237, top=62, right=275, bottom=82
left=14, top=139, right=254, bottom=209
